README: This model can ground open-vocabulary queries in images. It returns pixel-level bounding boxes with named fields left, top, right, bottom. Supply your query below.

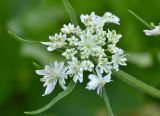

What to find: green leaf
left=24, top=81, right=76, bottom=115
left=33, top=62, right=42, bottom=69
left=103, top=88, right=114, bottom=116
left=8, top=31, right=41, bottom=44
left=128, top=9, right=152, bottom=29
left=113, top=70, right=160, bottom=99
left=62, top=0, right=78, bottom=25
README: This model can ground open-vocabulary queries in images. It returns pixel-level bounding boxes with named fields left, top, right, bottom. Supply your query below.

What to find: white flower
left=42, top=33, right=66, bottom=51
left=36, top=62, right=68, bottom=96
left=86, top=68, right=111, bottom=96
left=108, top=44, right=117, bottom=53
left=35, top=11, right=127, bottom=97
left=80, top=49, right=90, bottom=59
left=62, top=48, right=77, bottom=59
left=67, top=57, right=84, bottom=83
left=80, top=12, right=95, bottom=26
left=97, top=58, right=112, bottom=74
left=61, top=23, right=75, bottom=34
left=78, top=30, right=100, bottom=57
left=112, top=48, right=127, bottom=71
left=73, top=26, right=83, bottom=36
left=81, top=60, right=94, bottom=72
left=103, top=12, right=120, bottom=25
left=80, top=12, right=105, bottom=28
left=95, top=29, right=106, bottom=46
left=107, top=30, right=122, bottom=44
left=92, top=46, right=106, bottom=58
left=144, top=25, right=160, bottom=36
left=67, top=36, right=79, bottom=46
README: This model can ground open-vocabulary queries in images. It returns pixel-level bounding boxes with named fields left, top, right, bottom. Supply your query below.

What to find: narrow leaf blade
left=128, top=9, right=152, bottom=29
left=62, top=0, right=78, bottom=25
left=8, top=31, right=41, bottom=44
left=113, top=70, right=160, bottom=99
left=24, top=81, right=76, bottom=115
left=103, top=88, right=114, bottom=116
left=33, top=62, right=42, bottom=69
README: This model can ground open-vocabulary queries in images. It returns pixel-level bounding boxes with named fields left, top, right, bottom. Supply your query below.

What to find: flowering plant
left=8, top=0, right=160, bottom=116
left=129, top=10, right=160, bottom=36
left=36, top=11, right=127, bottom=97
left=144, top=23, right=160, bottom=36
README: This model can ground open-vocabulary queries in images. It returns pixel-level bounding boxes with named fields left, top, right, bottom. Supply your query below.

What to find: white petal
left=60, top=73, right=68, bottom=80
left=73, top=74, right=78, bottom=83
left=40, top=77, right=48, bottom=82
left=42, top=80, right=57, bottom=96
left=95, top=68, right=102, bottom=78
left=97, top=86, right=102, bottom=96
left=41, top=42, right=52, bottom=45
left=103, top=75, right=111, bottom=83
left=79, top=76, right=83, bottom=83
left=36, top=70, right=45, bottom=75
left=47, top=46, right=55, bottom=51
left=73, top=74, right=83, bottom=83
left=49, top=36, right=54, bottom=40
left=86, top=74, right=99, bottom=90
left=63, top=67, right=68, bottom=73
left=72, top=57, right=78, bottom=63
left=88, top=74, right=98, bottom=81
left=58, top=79, right=67, bottom=90
left=59, top=62, right=64, bottom=70
left=144, top=26, right=160, bottom=36
left=86, top=80, right=98, bottom=90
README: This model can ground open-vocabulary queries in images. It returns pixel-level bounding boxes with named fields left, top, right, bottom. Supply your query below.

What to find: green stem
left=102, top=88, right=114, bottom=116
left=8, top=31, right=41, bottom=44
left=33, top=62, right=42, bottom=69
left=128, top=10, right=152, bottom=29
left=62, top=0, right=78, bottom=26
left=24, top=81, right=76, bottom=115
left=113, top=70, right=160, bottom=99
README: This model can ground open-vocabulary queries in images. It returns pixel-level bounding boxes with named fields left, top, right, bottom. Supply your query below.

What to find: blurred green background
left=0, top=0, right=160, bottom=116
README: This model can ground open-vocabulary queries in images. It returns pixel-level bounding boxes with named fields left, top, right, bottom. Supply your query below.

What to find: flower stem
left=8, top=31, right=41, bottom=44
left=24, top=81, right=76, bottom=115
left=113, top=70, right=160, bottom=99
left=128, top=10, right=152, bottom=29
left=62, top=0, right=78, bottom=26
left=102, top=88, right=114, bottom=116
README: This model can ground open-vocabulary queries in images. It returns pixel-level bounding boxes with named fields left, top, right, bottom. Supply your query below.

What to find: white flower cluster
left=144, top=23, right=160, bottom=36
left=36, top=12, right=127, bottom=96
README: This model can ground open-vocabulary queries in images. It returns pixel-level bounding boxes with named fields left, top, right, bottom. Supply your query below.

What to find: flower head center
left=98, top=78, right=105, bottom=87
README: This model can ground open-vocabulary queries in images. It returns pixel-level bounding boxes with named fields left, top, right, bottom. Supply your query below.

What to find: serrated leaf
left=24, top=81, right=76, bottom=115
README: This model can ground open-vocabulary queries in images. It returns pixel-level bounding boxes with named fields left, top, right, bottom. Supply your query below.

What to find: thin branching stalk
left=103, top=88, right=114, bottom=116
left=62, top=0, right=78, bottom=26
left=33, top=62, right=42, bottom=69
left=24, top=81, right=76, bottom=115
left=128, top=10, right=152, bottom=29
left=24, top=0, right=78, bottom=115
left=8, top=31, right=41, bottom=44
left=113, top=70, right=160, bottom=99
